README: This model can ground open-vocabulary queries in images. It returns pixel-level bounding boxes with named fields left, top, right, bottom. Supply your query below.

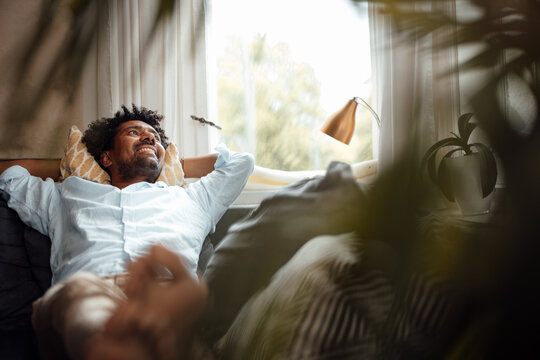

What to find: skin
left=0, top=123, right=219, bottom=182
left=83, top=125, right=214, bottom=357
left=1, top=119, right=217, bottom=357
left=85, top=245, right=208, bottom=360
left=100, top=120, right=166, bottom=189
left=0, top=159, right=61, bottom=181
left=183, top=154, right=219, bottom=179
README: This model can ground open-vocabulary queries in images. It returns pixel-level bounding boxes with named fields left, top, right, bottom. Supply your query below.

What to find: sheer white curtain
left=368, top=0, right=461, bottom=172
left=81, top=0, right=213, bottom=158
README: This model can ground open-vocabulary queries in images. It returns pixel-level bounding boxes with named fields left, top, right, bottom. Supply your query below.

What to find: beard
left=117, top=156, right=161, bottom=183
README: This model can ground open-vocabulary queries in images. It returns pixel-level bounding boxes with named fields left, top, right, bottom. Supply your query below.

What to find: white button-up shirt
left=0, top=146, right=254, bottom=284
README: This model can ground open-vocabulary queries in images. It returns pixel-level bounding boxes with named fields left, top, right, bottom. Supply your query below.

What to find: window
left=208, top=0, right=374, bottom=171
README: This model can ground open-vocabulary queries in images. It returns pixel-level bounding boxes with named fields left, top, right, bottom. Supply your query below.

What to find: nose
left=141, top=130, right=156, bottom=144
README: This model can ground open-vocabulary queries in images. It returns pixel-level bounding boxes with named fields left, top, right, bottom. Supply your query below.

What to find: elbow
left=237, top=152, right=255, bottom=177
left=246, top=153, right=255, bottom=174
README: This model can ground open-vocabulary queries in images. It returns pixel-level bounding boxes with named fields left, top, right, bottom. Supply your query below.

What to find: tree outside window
left=211, top=0, right=373, bottom=171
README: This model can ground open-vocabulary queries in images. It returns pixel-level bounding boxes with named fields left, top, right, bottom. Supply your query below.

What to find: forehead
left=116, top=120, right=159, bottom=135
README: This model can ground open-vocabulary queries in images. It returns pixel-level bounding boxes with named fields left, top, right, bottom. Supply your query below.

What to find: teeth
left=137, top=148, right=155, bottom=154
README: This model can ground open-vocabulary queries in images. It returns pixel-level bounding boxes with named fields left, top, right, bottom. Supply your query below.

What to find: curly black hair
left=82, top=105, right=170, bottom=167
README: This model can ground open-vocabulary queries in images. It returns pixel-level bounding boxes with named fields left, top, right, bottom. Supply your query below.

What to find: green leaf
left=444, top=147, right=466, bottom=159
left=421, top=138, right=463, bottom=171
left=457, top=47, right=502, bottom=73
left=421, top=138, right=464, bottom=185
left=422, top=138, right=463, bottom=165
left=471, top=143, right=498, bottom=198
left=463, top=123, right=477, bottom=144
left=457, top=113, right=475, bottom=141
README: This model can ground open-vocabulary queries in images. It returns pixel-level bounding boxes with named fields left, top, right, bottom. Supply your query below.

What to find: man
left=0, top=105, right=254, bottom=359
left=85, top=244, right=213, bottom=360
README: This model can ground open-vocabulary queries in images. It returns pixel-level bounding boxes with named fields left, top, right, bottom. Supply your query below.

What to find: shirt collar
left=123, top=181, right=167, bottom=191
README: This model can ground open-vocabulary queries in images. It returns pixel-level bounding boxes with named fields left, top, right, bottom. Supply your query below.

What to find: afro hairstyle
left=82, top=104, right=170, bottom=167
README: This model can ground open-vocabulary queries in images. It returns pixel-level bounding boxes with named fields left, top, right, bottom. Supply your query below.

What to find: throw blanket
left=203, top=162, right=467, bottom=358
left=203, top=161, right=366, bottom=344
left=217, top=232, right=464, bottom=359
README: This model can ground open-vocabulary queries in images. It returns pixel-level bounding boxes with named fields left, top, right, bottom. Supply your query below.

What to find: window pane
left=210, top=0, right=373, bottom=171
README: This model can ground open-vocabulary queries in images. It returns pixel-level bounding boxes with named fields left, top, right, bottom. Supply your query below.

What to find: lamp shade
left=320, top=98, right=358, bottom=145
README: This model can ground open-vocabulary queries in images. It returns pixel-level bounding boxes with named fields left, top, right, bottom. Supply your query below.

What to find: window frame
left=185, top=0, right=379, bottom=203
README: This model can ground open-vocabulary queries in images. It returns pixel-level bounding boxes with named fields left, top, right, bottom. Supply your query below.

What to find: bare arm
left=0, top=159, right=61, bottom=181
left=0, top=155, right=218, bottom=181
left=182, top=154, right=218, bottom=178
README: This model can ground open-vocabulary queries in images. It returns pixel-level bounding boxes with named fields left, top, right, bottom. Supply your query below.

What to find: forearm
left=0, top=164, right=58, bottom=236
left=183, top=154, right=218, bottom=178
left=186, top=148, right=254, bottom=223
left=0, top=159, right=61, bottom=181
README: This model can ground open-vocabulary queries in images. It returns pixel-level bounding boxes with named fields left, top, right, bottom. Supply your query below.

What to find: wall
left=0, top=0, right=83, bottom=159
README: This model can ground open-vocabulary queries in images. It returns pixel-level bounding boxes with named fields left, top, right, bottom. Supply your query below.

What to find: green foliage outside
left=216, top=35, right=373, bottom=171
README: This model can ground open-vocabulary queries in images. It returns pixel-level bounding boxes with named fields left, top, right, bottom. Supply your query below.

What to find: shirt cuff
left=0, top=165, right=30, bottom=184
left=213, top=144, right=232, bottom=169
left=0, top=166, right=30, bottom=201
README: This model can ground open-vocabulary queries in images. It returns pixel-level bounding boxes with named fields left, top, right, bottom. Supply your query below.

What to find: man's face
left=102, top=120, right=166, bottom=183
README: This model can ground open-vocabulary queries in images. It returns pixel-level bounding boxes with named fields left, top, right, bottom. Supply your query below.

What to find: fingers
left=99, top=300, right=181, bottom=360
left=85, top=331, right=151, bottom=360
left=148, top=244, right=189, bottom=279
left=88, top=246, right=206, bottom=360
left=124, top=245, right=190, bottom=299
left=89, top=245, right=209, bottom=360
left=102, top=301, right=137, bottom=338
left=101, top=302, right=169, bottom=353
left=124, top=256, right=151, bottom=299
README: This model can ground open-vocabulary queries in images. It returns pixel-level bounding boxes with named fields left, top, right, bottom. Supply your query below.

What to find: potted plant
left=422, top=113, right=498, bottom=215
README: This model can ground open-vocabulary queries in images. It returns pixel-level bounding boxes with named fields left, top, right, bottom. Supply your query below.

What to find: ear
left=100, top=151, right=112, bottom=168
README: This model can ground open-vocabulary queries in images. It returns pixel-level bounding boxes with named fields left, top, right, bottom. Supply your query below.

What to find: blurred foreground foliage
left=0, top=0, right=185, bottom=154
left=352, top=0, right=540, bottom=357
left=2, top=0, right=540, bottom=357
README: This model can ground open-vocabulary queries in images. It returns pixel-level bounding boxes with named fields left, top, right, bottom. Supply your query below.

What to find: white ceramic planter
left=444, top=154, right=492, bottom=215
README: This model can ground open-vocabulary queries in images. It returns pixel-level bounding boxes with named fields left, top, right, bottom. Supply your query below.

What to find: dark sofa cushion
left=202, top=162, right=366, bottom=344
left=0, top=191, right=52, bottom=359
left=0, top=188, right=251, bottom=359
left=0, top=192, right=52, bottom=331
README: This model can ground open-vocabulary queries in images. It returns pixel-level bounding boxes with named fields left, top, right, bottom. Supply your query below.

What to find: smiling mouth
left=136, top=146, right=157, bottom=156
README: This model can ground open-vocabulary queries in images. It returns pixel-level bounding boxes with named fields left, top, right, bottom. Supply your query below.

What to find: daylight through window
left=209, top=0, right=373, bottom=171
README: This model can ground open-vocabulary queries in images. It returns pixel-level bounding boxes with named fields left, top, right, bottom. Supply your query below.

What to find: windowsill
left=233, top=159, right=379, bottom=205
left=233, top=189, right=279, bottom=205
left=186, top=160, right=378, bottom=206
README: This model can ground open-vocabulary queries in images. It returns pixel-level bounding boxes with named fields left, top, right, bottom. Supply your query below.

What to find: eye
left=128, top=129, right=138, bottom=135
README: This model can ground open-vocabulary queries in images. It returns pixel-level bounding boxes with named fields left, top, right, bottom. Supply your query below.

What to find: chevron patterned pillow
left=59, top=125, right=184, bottom=186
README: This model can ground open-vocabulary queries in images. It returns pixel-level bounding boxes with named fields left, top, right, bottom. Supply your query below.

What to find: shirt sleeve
left=0, top=165, right=59, bottom=236
left=185, top=145, right=255, bottom=229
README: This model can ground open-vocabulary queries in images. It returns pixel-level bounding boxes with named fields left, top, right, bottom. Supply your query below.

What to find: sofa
left=2, top=161, right=403, bottom=359
left=0, top=190, right=254, bottom=360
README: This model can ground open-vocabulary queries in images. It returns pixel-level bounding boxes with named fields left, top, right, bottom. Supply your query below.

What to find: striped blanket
left=217, top=233, right=463, bottom=359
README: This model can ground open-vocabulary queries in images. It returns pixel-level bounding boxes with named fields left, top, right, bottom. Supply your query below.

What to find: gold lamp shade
left=320, top=98, right=358, bottom=145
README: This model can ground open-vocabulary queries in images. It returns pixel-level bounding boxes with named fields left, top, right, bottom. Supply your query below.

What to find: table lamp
left=320, top=97, right=380, bottom=145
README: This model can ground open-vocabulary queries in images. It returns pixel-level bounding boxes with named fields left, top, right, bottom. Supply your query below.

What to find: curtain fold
left=81, top=0, right=211, bottom=158
left=368, top=0, right=461, bottom=172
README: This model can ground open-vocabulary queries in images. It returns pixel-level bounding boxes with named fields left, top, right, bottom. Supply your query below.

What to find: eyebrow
left=123, top=125, right=160, bottom=139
